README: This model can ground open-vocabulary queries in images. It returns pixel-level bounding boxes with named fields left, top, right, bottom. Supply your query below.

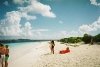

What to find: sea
left=6, top=42, right=40, bottom=47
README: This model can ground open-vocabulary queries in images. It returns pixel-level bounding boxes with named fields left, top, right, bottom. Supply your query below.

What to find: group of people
left=0, top=40, right=69, bottom=67
left=49, top=40, right=70, bottom=54
left=0, top=43, right=9, bottom=67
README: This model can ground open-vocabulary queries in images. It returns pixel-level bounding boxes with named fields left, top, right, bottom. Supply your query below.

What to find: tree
left=94, top=34, right=100, bottom=42
left=82, top=34, right=92, bottom=44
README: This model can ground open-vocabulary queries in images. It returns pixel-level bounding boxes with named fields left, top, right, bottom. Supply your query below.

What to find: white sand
left=32, top=42, right=100, bottom=67
left=0, top=42, right=100, bottom=67
left=9, top=42, right=49, bottom=67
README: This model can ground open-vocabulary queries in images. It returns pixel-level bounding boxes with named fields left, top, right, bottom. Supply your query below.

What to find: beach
left=0, top=41, right=100, bottom=67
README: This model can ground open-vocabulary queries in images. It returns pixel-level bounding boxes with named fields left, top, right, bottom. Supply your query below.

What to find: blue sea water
left=4, top=42, right=41, bottom=48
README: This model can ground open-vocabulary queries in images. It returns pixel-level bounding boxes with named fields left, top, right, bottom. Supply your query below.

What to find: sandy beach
left=0, top=41, right=100, bottom=67
left=32, top=42, right=100, bottom=67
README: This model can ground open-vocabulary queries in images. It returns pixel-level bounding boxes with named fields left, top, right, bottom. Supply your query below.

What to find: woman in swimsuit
left=49, top=40, right=55, bottom=54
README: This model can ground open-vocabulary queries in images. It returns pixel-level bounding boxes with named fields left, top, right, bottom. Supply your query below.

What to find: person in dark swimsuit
left=49, top=40, right=55, bottom=54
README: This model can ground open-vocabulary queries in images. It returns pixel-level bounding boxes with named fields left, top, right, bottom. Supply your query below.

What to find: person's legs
left=0, top=55, right=2, bottom=67
left=0, top=54, right=1, bottom=58
left=5, top=61, right=8, bottom=67
left=5, top=55, right=9, bottom=67
left=2, top=59, right=3, bottom=67
left=50, top=46, right=53, bottom=54
left=52, top=48, right=54, bottom=54
left=50, top=47, right=52, bottom=54
left=1, top=55, right=4, bottom=67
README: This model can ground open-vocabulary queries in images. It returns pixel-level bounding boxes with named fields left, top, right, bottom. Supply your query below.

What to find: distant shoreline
left=0, top=39, right=59, bottom=43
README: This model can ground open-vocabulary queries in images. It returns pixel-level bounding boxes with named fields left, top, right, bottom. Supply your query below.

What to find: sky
left=0, top=0, right=100, bottom=40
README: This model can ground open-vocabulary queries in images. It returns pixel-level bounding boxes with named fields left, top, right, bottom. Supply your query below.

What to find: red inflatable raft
left=59, top=50, right=70, bottom=54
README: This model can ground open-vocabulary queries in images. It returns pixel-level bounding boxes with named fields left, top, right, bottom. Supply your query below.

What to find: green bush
left=94, top=34, right=100, bottom=42
left=60, top=37, right=82, bottom=43
left=82, top=34, right=92, bottom=44
left=59, top=33, right=100, bottom=44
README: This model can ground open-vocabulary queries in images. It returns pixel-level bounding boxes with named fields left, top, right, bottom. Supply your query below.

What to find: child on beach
left=49, top=40, right=55, bottom=54
left=59, top=47, right=70, bottom=54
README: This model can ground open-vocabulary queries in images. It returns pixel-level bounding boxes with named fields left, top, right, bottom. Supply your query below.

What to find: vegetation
left=82, top=34, right=92, bottom=44
left=60, top=33, right=100, bottom=44
left=94, top=34, right=100, bottom=42
left=60, top=37, right=82, bottom=43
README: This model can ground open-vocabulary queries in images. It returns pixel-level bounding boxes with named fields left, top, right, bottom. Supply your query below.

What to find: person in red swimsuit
left=59, top=47, right=70, bottom=54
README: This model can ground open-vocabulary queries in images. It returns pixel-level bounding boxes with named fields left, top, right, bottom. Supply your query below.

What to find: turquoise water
left=4, top=42, right=41, bottom=48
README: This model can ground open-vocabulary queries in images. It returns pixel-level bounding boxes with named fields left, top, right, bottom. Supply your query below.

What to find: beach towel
left=59, top=50, right=70, bottom=54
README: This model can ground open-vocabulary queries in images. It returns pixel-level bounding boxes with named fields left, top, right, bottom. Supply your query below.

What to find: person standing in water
left=49, top=40, right=55, bottom=54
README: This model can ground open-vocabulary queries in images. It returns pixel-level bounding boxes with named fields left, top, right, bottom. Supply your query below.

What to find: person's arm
left=53, top=43, right=55, bottom=46
left=48, top=42, right=51, bottom=44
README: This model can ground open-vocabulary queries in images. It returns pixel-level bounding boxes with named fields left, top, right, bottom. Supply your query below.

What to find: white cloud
left=79, top=16, right=100, bottom=33
left=0, top=11, right=34, bottom=38
left=0, top=0, right=56, bottom=39
left=0, top=10, right=49, bottom=39
left=3, top=1, right=9, bottom=6
left=21, top=12, right=37, bottom=20
left=90, top=0, right=100, bottom=6
left=59, top=30, right=81, bottom=38
left=68, top=31, right=82, bottom=37
left=13, top=0, right=27, bottom=5
left=18, top=0, right=56, bottom=18
left=32, top=29, right=49, bottom=37
left=0, top=11, right=21, bottom=36
left=79, top=25, right=96, bottom=33
left=58, top=16, right=100, bottom=38
left=21, top=22, right=33, bottom=38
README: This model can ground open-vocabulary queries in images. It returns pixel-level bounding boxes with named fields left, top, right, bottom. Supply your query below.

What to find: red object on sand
left=59, top=50, right=70, bottom=54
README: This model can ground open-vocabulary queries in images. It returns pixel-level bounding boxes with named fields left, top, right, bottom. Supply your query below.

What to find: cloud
left=13, top=0, right=27, bottom=5
left=0, top=9, right=37, bottom=36
left=79, top=16, right=100, bottom=33
left=0, top=11, right=21, bottom=36
left=21, top=22, right=33, bottom=38
left=59, top=30, right=81, bottom=38
left=0, top=10, right=48, bottom=39
left=13, top=0, right=56, bottom=18
left=3, top=1, right=9, bottom=6
left=0, top=0, right=56, bottom=39
left=58, top=16, right=100, bottom=38
left=32, top=29, right=49, bottom=37
left=0, top=11, right=34, bottom=38
left=21, top=12, right=37, bottom=20
left=18, top=0, right=56, bottom=18
left=90, top=0, right=100, bottom=6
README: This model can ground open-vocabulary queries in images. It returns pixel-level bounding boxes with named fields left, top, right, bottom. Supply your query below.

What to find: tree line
left=60, top=33, right=100, bottom=44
